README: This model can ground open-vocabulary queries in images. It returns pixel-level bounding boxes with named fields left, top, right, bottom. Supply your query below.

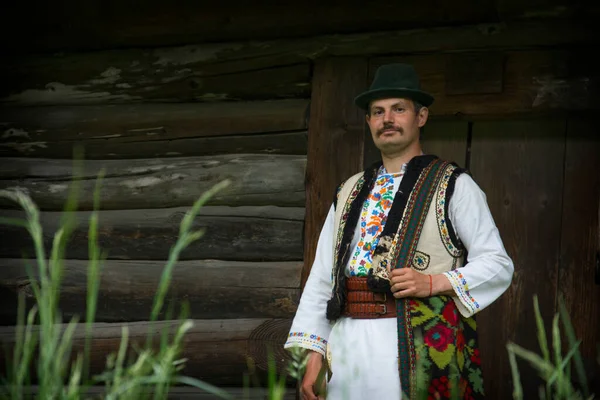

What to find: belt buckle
left=374, top=292, right=387, bottom=302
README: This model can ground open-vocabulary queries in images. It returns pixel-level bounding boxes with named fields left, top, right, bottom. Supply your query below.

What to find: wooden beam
left=494, top=0, right=597, bottom=21
left=371, top=49, right=599, bottom=117
left=0, top=99, right=309, bottom=158
left=0, top=58, right=311, bottom=106
left=557, top=117, right=600, bottom=394
left=0, top=259, right=302, bottom=322
left=302, top=58, right=367, bottom=288
left=0, top=99, right=309, bottom=142
left=0, top=154, right=306, bottom=210
left=1, top=20, right=596, bottom=106
left=0, top=206, right=304, bottom=262
left=0, top=318, right=293, bottom=386
left=0, top=0, right=500, bottom=53
left=0, top=131, right=308, bottom=159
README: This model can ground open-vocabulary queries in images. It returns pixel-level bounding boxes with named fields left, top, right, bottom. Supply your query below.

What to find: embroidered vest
left=328, top=155, right=466, bottom=320
left=327, top=155, right=485, bottom=399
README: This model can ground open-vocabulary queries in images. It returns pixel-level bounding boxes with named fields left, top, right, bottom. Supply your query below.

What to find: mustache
left=377, top=123, right=403, bottom=135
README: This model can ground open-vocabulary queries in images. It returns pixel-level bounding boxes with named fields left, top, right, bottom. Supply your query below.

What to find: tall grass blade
left=149, top=180, right=230, bottom=323
left=84, top=170, right=106, bottom=381
left=507, top=344, right=524, bottom=400
left=551, top=314, right=565, bottom=398
left=558, top=296, right=589, bottom=397
left=533, top=295, right=551, bottom=365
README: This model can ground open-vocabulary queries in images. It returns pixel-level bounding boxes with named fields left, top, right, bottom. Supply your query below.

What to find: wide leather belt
left=343, top=277, right=396, bottom=319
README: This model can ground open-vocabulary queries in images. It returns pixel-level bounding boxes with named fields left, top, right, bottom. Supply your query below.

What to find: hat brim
left=354, top=88, right=434, bottom=110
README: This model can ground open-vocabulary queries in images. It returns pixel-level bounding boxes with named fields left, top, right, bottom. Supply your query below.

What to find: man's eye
left=394, top=107, right=405, bottom=112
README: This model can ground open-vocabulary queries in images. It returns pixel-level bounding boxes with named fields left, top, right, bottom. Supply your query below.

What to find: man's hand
left=390, top=269, right=454, bottom=298
left=300, top=351, right=326, bottom=400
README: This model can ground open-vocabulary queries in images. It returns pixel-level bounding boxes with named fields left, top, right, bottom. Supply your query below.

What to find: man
left=284, top=63, right=514, bottom=400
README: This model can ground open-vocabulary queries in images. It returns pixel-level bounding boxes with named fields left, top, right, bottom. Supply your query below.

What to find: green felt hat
left=354, top=63, right=434, bottom=110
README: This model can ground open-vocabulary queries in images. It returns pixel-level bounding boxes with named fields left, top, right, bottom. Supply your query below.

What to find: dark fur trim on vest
left=444, top=165, right=468, bottom=253
left=326, top=161, right=382, bottom=320
left=333, top=185, right=339, bottom=210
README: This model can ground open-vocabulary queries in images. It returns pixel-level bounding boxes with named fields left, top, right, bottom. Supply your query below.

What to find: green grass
left=507, top=295, right=596, bottom=400
left=0, top=163, right=234, bottom=400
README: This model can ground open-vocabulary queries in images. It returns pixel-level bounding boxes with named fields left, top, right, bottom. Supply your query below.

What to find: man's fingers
left=393, top=288, right=415, bottom=298
left=391, top=280, right=413, bottom=293
left=390, top=268, right=411, bottom=277
left=301, top=384, right=318, bottom=400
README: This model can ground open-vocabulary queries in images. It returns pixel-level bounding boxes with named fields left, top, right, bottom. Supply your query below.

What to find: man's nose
left=383, top=110, right=393, bottom=123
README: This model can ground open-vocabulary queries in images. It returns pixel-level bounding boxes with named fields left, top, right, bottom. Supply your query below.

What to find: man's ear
left=418, top=107, right=429, bottom=128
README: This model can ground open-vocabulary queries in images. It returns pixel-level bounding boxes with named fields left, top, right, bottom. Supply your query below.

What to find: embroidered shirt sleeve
left=285, top=332, right=328, bottom=355
left=284, top=206, right=335, bottom=356
left=443, top=270, right=479, bottom=316
left=446, top=174, right=514, bottom=318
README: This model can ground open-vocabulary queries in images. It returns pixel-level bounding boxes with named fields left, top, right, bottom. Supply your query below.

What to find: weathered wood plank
left=0, top=206, right=304, bottom=261
left=0, top=59, right=311, bottom=105
left=302, top=58, right=367, bottom=288
left=0, top=154, right=306, bottom=210
left=421, top=121, right=469, bottom=167
left=469, top=118, right=566, bottom=399
left=0, top=0, right=500, bottom=53
left=445, top=53, right=504, bottom=95
left=1, top=20, right=596, bottom=106
left=0, top=318, right=293, bottom=386
left=494, top=0, right=596, bottom=21
left=0, top=259, right=302, bottom=322
left=0, top=131, right=308, bottom=159
left=371, top=50, right=599, bottom=116
left=558, top=117, right=600, bottom=393
left=0, top=99, right=309, bottom=143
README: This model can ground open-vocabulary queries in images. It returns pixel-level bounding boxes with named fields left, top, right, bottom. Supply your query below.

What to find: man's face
left=366, top=98, right=428, bottom=155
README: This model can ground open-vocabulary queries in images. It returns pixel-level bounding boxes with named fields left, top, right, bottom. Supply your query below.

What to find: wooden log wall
left=0, top=42, right=312, bottom=388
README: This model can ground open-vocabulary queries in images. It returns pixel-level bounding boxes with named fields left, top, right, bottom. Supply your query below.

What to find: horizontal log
left=371, top=50, right=600, bottom=116
left=1, top=20, right=596, bottom=106
left=0, top=206, right=304, bottom=261
left=0, top=1, right=502, bottom=53
left=0, top=154, right=306, bottom=210
left=0, top=318, right=294, bottom=386
left=0, top=131, right=308, bottom=159
left=0, top=99, right=309, bottom=143
left=0, top=59, right=310, bottom=105
left=0, top=259, right=302, bottom=322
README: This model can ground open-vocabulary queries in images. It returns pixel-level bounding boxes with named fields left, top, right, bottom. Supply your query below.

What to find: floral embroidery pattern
left=435, top=165, right=464, bottom=257
left=410, top=297, right=484, bottom=399
left=333, top=176, right=365, bottom=278
left=285, top=332, right=328, bottom=356
left=348, top=167, right=404, bottom=276
left=443, top=270, right=480, bottom=315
